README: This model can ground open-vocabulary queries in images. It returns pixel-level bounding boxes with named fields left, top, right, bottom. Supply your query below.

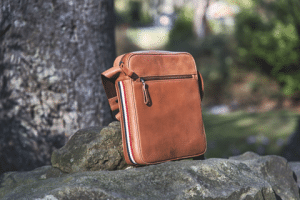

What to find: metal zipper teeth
left=140, top=75, right=193, bottom=81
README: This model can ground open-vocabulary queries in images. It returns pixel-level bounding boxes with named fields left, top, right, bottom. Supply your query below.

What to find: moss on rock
left=51, top=122, right=126, bottom=173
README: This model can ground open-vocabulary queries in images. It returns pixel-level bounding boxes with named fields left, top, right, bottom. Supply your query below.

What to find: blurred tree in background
left=115, top=0, right=153, bottom=26
left=235, top=0, right=300, bottom=104
left=167, top=3, right=231, bottom=105
left=167, top=5, right=194, bottom=48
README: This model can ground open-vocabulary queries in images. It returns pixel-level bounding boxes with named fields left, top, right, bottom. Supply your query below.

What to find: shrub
left=167, top=6, right=194, bottom=48
left=235, top=0, right=300, bottom=97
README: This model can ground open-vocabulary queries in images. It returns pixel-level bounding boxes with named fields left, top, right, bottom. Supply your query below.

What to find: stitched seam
left=122, top=82, right=137, bottom=163
left=138, top=78, right=196, bottom=84
left=119, top=81, right=137, bottom=164
left=155, top=81, right=207, bottom=164
left=140, top=74, right=197, bottom=78
left=141, top=79, right=206, bottom=164
left=186, top=78, right=206, bottom=156
left=132, top=78, right=198, bottom=164
left=116, top=83, right=129, bottom=163
left=188, top=79, right=207, bottom=156
left=127, top=52, right=193, bottom=71
left=122, top=52, right=203, bottom=164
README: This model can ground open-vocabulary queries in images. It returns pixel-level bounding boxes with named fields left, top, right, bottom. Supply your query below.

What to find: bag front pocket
left=131, top=76, right=206, bottom=164
left=139, top=75, right=193, bottom=106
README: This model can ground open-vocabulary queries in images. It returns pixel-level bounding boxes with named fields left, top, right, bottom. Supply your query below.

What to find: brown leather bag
left=101, top=51, right=206, bottom=165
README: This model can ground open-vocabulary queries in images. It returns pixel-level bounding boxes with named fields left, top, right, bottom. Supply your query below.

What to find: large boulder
left=51, top=121, right=126, bottom=173
left=1, top=152, right=299, bottom=200
left=289, top=162, right=300, bottom=188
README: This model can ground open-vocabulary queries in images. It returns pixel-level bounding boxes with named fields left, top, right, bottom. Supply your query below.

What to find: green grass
left=203, top=110, right=299, bottom=158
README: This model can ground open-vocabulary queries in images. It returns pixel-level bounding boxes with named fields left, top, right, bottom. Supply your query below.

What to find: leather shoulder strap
left=101, top=55, right=124, bottom=112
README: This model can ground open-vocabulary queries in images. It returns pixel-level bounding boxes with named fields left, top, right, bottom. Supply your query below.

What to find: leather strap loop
left=119, top=62, right=135, bottom=77
left=198, top=71, right=204, bottom=100
left=115, top=112, right=121, bottom=121
left=108, top=96, right=119, bottom=111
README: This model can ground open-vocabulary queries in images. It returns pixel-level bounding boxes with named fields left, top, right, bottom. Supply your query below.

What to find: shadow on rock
left=282, top=116, right=300, bottom=161
left=0, top=117, right=65, bottom=174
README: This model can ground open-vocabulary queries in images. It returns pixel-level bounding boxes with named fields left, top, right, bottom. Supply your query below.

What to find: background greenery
left=114, top=0, right=300, bottom=159
left=203, top=110, right=299, bottom=158
left=235, top=0, right=300, bottom=99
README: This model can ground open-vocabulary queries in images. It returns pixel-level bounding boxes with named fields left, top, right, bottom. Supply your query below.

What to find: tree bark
left=0, top=0, right=115, bottom=173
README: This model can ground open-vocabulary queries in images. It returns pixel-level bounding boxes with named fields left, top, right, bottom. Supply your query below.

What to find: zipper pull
left=141, top=78, right=151, bottom=105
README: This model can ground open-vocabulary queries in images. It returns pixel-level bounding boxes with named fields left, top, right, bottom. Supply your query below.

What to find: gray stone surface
left=1, top=152, right=299, bottom=200
left=229, top=151, right=260, bottom=161
left=0, top=0, right=115, bottom=173
left=51, top=121, right=126, bottom=173
left=289, top=162, right=300, bottom=188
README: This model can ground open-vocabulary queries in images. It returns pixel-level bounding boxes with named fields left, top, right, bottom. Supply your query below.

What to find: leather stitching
left=132, top=78, right=206, bottom=164
left=136, top=78, right=196, bottom=84
left=122, top=81, right=137, bottom=163
left=193, top=79, right=207, bottom=156
left=139, top=73, right=198, bottom=78
left=151, top=79, right=206, bottom=163
left=134, top=79, right=194, bottom=164
left=126, top=52, right=196, bottom=72
left=119, top=52, right=205, bottom=164
left=115, top=82, right=129, bottom=163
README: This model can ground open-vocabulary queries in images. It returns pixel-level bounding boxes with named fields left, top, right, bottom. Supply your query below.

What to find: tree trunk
left=0, top=0, right=115, bottom=173
left=193, top=0, right=210, bottom=38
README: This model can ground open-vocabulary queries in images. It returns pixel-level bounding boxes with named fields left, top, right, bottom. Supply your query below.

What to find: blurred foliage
left=167, top=6, right=234, bottom=104
left=167, top=6, right=194, bottom=48
left=203, top=110, right=299, bottom=158
left=195, top=35, right=232, bottom=105
left=235, top=0, right=300, bottom=98
left=224, top=0, right=254, bottom=9
left=115, top=0, right=153, bottom=26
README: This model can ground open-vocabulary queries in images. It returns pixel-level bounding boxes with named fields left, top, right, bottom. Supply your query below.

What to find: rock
left=1, top=152, right=299, bottom=200
left=51, top=121, right=126, bottom=173
left=230, top=152, right=300, bottom=199
left=0, top=0, right=115, bottom=173
left=289, top=162, right=300, bottom=188
left=229, top=151, right=260, bottom=161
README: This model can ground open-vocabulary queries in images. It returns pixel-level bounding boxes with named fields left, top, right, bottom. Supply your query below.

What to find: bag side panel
left=117, top=79, right=146, bottom=165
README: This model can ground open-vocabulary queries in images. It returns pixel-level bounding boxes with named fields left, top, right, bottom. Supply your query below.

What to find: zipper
left=141, top=78, right=151, bottom=105
left=140, top=75, right=193, bottom=105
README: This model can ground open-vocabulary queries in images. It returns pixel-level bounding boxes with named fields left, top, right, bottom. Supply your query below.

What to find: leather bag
left=101, top=51, right=206, bottom=165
